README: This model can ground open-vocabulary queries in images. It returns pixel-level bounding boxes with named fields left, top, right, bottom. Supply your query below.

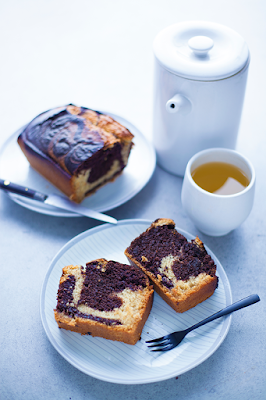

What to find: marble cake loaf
left=17, top=105, right=134, bottom=203
left=54, top=259, right=154, bottom=345
left=125, top=218, right=218, bottom=313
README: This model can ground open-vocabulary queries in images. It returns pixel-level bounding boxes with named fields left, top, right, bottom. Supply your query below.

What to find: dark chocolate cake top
left=19, top=105, right=106, bottom=174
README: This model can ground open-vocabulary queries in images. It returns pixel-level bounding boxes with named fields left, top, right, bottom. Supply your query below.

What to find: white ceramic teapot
left=152, top=21, right=250, bottom=176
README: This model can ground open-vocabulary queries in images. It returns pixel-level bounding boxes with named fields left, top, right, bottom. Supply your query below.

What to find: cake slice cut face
left=54, top=259, right=154, bottom=345
left=125, top=218, right=218, bottom=313
left=17, top=105, right=134, bottom=203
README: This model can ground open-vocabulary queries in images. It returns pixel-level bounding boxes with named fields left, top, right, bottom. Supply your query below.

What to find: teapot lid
left=153, top=21, right=250, bottom=81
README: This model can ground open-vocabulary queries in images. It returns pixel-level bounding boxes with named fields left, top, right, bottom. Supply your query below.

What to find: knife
left=0, top=179, right=117, bottom=224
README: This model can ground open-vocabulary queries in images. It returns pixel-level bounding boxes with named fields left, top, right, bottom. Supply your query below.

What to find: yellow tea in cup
left=191, top=162, right=250, bottom=195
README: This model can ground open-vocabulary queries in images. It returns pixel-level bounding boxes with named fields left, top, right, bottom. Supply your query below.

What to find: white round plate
left=40, top=219, right=232, bottom=384
left=0, top=112, right=156, bottom=216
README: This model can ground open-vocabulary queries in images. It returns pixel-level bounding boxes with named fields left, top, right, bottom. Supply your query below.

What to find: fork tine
left=151, top=343, right=176, bottom=352
left=147, top=339, right=170, bottom=348
left=146, top=336, right=166, bottom=344
left=146, top=334, right=171, bottom=344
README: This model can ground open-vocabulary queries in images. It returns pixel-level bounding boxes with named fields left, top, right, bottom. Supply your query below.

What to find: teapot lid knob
left=188, top=35, right=214, bottom=56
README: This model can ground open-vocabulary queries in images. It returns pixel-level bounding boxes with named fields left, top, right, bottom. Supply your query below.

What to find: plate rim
left=40, top=218, right=232, bottom=384
left=0, top=112, right=156, bottom=216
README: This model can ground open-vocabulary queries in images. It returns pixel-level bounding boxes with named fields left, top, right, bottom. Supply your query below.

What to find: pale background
left=0, top=1, right=265, bottom=399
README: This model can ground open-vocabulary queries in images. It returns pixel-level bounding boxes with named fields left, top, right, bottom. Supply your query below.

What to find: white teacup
left=181, top=148, right=255, bottom=236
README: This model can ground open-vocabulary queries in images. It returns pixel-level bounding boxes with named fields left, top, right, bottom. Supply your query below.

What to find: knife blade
left=0, top=179, right=117, bottom=224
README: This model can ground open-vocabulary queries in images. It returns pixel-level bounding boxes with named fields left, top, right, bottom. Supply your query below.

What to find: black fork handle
left=187, top=294, right=260, bottom=334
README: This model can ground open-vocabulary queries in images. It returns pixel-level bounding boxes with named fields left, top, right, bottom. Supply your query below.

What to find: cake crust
left=125, top=218, right=218, bottom=313
left=18, top=105, right=134, bottom=203
left=54, top=259, right=153, bottom=345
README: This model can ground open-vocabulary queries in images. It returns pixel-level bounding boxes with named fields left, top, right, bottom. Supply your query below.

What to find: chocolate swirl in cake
left=125, top=218, right=218, bottom=313
left=79, top=260, right=148, bottom=311
left=55, top=272, right=122, bottom=326
left=126, top=221, right=216, bottom=289
left=55, top=260, right=149, bottom=327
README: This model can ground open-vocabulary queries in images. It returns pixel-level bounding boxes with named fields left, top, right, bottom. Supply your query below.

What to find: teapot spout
left=166, top=94, right=192, bottom=114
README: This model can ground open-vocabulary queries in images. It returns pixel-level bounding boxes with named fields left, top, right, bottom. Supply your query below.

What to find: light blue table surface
left=0, top=1, right=265, bottom=399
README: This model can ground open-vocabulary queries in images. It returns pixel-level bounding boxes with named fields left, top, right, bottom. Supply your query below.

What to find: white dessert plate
left=0, top=112, right=156, bottom=216
left=40, top=219, right=232, bottom=384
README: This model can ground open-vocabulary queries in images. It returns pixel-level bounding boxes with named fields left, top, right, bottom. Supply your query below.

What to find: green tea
left=191, top=161, right=250, bottom=195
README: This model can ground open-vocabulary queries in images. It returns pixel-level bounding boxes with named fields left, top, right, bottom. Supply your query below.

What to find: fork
left=146, top=294, right=260, bottom=352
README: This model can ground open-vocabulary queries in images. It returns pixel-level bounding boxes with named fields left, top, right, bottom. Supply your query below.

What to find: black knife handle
left=0, top=179, right=47, bottom=202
